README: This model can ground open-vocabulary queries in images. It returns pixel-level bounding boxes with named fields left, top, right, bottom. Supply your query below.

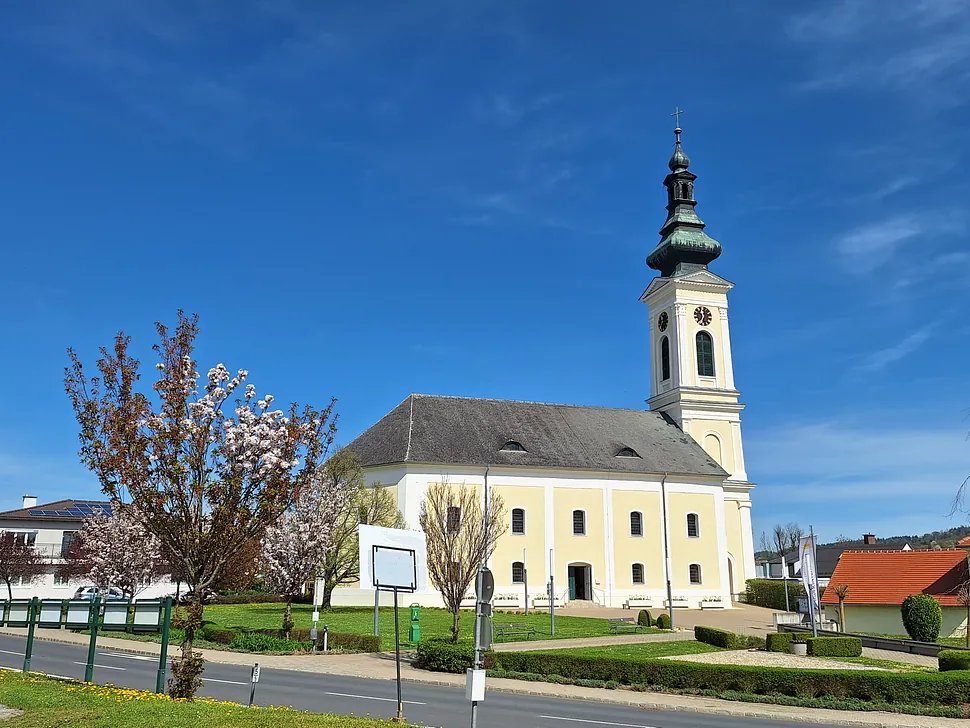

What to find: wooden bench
left=608, top=617, right=643, bottom=633
left=494, top=622, right=537, bottom=641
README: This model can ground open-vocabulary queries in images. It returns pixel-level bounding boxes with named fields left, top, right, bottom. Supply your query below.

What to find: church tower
left=640, top=120, right=750, bottom=486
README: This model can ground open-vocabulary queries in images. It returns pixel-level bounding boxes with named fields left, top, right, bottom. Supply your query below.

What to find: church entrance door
left=567, top=564, right=591, bottom=601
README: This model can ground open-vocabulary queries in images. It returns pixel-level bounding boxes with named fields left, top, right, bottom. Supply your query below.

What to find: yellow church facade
left=343, top=125, right=755, bottom=610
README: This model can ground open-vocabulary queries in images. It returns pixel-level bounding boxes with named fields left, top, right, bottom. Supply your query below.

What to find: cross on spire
left=671, top=107, right=684, bottom=142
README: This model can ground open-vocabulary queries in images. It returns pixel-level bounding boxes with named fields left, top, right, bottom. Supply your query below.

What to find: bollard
left=22, top=597, right=38, bottom=673
left=323, top=625, right=328, bottom=652
left=84, top=596, right=102, bottom=683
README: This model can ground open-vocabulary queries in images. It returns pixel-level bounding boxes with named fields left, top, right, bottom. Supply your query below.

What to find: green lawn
left=0, top=670, right=396, bottom=728
left=201, top=604, right=657, bottom=650
left=89, top=604, right=658, bottom=652
left=521, top=640, right=721, bottom=659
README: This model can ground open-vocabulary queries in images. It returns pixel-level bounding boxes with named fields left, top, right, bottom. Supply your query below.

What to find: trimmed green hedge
left=325, top=632, right=382, bottom=652
left=806, top=636, right=862, bottom=658
left=485, top=651, right=970, bottom=705
left=938, top=650, right=970, bottom=672
left=655, top=613, right=670, bottom=630
left=414, top=640, right=475, bottom=673
left=901, top=594, right=943, bottom=643
left=766, top=633, right=794, bottom=653
left=694, top=626, right=739, bottom=649
left=744, top=579, right=811, bottom=611
left=637, top=610, right=652, bottom=627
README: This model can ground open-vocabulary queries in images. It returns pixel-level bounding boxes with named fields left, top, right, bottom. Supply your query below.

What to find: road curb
left=1, top=631, right=957, bottom=727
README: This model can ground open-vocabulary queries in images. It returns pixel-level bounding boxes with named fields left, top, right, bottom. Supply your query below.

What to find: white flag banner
left=798, top=534, right=819, bottom=613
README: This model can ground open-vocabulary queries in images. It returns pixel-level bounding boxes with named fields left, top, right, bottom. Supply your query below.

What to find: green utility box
left=409, top=604, right=421, bottom=643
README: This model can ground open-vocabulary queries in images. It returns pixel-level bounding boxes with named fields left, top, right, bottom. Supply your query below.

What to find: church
left=341, top=124, right=756, bottom=610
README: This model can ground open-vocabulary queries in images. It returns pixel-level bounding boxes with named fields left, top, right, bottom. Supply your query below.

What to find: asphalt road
left=0, top=633, right=839, bottom=728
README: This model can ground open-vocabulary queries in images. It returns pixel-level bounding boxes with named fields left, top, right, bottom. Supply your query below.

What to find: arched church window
left=632, top=563, right=645, bottom=584
left=630, top=511, right=643, bottom=537
left=681, top=183, right=690, bottom=199
left=660, top=336, right=670, bottom=381
left=696, top=331, right=715, bottom=377
left=511, top=508, right=525, bottom=534
left=501, top=440, right=526, bottom=452
left=689, top=563, right=702, bottom=584
left=446, top=506, right=461, bottom=534
left=572, top=510, right=586, bottom=536
left=512, top=561, right=525, bottom=584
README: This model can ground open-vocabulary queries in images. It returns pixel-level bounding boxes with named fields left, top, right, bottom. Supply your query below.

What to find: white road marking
left=325, top=691, right=426, bottom=706
left=98, top=652, right=155, bottom=662
left=202, top=677, right=248, bottom=685
left=73, top=662, right=125, bottom=671
left=0, top=649, right=24, bottom=656
left=539, top=716, right=658, bottom=728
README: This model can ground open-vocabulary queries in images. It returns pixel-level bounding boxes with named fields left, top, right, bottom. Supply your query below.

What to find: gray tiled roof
left=346, top=394, right=728, bottom=478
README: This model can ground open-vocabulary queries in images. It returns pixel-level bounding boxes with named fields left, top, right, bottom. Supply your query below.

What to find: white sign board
left=358, top=524, right=429, bottom=593
left=373, top=546, right=417, bottom=591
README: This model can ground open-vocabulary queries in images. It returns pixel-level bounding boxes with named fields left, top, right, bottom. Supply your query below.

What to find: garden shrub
left=637, top=610, right=652, bottom=627
left=167, top=651, right=204, bottom=699
left=938, top=650, right=970, bottom=672
left=655, top=613, right=670, bottom=630
left=228, top=632, right=309, bottom=653
left=766, top=632, right=794, bottom=653
left=200, top=625, right=235, bottom=645
left=901, top=594, right=943, bottom=643
left=483, top=651, right=970, bottom=705
left=323, top=632, right=382, bottom=653
left=414, top=639, right=475, bottom=673
left=806, top=636, right=862, bottom=657
left=744, top=579, right=808, bottom=611
left=694, top=626, right=739, bottom=649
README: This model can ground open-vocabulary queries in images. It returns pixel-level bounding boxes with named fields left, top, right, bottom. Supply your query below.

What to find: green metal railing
left=0, top=595, right=173, bottom=693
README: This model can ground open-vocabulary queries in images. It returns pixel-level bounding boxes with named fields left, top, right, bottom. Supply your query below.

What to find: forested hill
left=827, top=524, right=970, bottom=550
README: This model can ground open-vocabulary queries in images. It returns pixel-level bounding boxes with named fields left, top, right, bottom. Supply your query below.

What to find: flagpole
left=810, top=525, right=821, bottom=634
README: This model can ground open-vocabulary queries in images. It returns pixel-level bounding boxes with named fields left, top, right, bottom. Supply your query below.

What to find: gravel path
left=660, top=649, right=886, bottom=670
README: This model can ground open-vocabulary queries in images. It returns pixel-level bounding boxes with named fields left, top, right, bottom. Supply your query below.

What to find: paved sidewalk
left=0, top=627, right=962, bottom=727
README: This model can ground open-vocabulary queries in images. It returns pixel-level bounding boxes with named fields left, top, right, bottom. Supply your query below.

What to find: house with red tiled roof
left=821, top=549, right=970, bottom=638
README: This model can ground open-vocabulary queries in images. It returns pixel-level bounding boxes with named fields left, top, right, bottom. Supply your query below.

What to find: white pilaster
left=719, top=307, right=736, bottom=390
left=714, top=487, right=730, bottom=602
left=544, top=479, right=555, bottom=586
left=603, top=481, right=615, bottom=607
left=738, top=501, right=755, bottom=583
left=674, top=303, right=690, bottom=388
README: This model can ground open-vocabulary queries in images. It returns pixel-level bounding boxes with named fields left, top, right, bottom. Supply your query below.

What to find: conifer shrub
left=901, top=594, right=943, bottom=643
left=655, top=613, right=671, bottom=629
left=637, top=610, right=652, bottom=627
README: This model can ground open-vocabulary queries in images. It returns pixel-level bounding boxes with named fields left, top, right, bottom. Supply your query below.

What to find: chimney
left=22, top=494, right=37, bottom=509
left=863, top=533, right=876, bottom=545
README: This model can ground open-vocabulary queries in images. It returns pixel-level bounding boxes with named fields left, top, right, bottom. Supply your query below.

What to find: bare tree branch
left=419, top=480, right=507, bottom=642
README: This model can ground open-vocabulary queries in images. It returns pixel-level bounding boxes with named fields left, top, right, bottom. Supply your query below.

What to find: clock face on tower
left=657, top=311, right=669, bottom=332
left=694, top=306, right=712, bottom=326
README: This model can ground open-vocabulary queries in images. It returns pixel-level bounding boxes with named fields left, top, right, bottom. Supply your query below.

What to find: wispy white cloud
left=835, top=214, right=924, bottom=272
left=788, top=0, right=970, bottom=98
left=851, top=327, right=934, bottom=374
left=748, top=419, right=970, bottom=539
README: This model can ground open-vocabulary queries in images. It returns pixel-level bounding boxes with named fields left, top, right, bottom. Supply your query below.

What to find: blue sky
left=1, top=1, right=968, bottom=544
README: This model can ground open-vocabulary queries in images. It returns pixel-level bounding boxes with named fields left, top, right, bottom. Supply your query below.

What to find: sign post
left=155, top=596, right=173, bottom=693
left=548, top=549, right=555, bottom=637
left=372, top=543, right=419, bottom=723
left=84, top=596, right=102, bottom=683
left=22, top=597, right=38, bottom=673
left=468, top=566, right=493, bottom=728
left=249, top=663, right=260, bottom=707
left=522, top=548, right=528, bottom=615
